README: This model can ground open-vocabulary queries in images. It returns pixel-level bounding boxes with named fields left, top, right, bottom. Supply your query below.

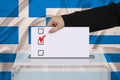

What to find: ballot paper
left=31, top=27, right=89, bottom=58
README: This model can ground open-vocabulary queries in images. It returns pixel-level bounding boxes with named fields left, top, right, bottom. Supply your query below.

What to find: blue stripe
left=0, top=0, right=18, bottom=17
left=29, top=0, right=120, bottom=17
left=0, top=54, right=16, bottom=62
left=28, top=28, right=120, bottom=44
left=0, top=72, right=11, bottom=80
left=90, top=35, right=120, bottom=44
left=104, top=54, right=120, bottom=62
left=0, top=27, right=19, bottom=44
left=46, top=17, right=51, bottom=25
left=111, top=72, right=120, bottom=80
left=28, top=27, right=31, bottom=44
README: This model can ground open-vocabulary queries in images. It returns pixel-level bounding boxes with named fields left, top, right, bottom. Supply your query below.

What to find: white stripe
left=0, top=44, right=31, bottom=53
left=0, top=44, right=119, bottom=53
left=46, top=8, right=90, bottom=17
left=109, top=63, right=120, bottom=72
left=46, top=8, right=84, bottom=17
left=90, top=45, right=120, bottom=53
left=12, top=63, right=109, bottom=72
left=2, top=62, right=120, bottom=72
left=0, top=45, right=17, bottom=53
left=0, top=63, right=14, bottom=71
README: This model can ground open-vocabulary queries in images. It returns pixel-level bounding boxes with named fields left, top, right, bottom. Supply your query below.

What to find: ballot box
left=11, top=51, right=110, bottom=80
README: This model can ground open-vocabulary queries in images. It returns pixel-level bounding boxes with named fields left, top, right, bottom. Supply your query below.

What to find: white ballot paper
left=31, top=27, right=89, bottom=58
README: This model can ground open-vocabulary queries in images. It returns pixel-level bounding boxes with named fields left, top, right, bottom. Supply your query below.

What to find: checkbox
left=38, top=50, right=44, bottom=56
left=38, top=39, right=44, bottom=45
left=38, top=28, right=44, bottom=34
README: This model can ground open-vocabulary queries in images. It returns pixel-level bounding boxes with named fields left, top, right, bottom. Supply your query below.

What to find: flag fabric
left=0, top=0, right=120, bottom=80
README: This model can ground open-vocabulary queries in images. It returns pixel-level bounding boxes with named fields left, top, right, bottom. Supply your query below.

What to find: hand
left=48, top=16, right=65, bottom=33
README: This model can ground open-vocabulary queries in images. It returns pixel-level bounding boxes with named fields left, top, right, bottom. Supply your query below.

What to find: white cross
left=0, top=0, right=46, bottom=53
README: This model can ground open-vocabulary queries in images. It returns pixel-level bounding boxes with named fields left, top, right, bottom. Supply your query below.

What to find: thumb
left=48, top=19, right=54, bottom=27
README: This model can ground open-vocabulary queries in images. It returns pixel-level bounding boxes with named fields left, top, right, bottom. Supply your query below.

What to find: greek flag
left=0, top=0, right=120, bottom=80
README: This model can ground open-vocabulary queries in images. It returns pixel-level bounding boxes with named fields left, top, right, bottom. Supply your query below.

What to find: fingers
left=49, top=25, right=62, bottom=33
left=48, top=16, right=64, bottom=33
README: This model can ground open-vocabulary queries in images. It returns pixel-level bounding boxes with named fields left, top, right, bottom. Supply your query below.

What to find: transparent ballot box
left=11, top=52, right=110, bottom=80
left=12, top=65, right=109, bottom=80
